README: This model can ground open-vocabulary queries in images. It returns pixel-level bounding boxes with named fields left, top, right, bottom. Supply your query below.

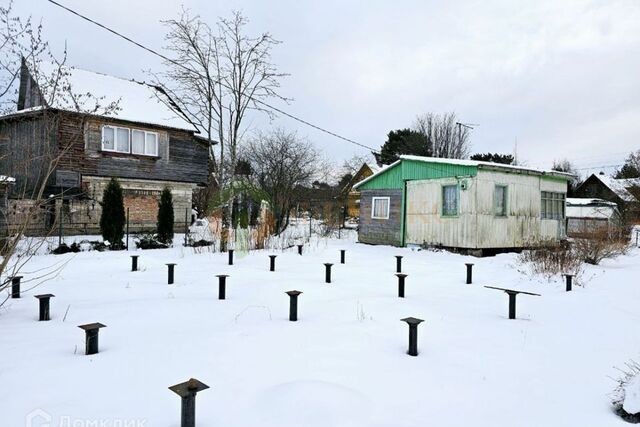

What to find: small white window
left=371, top=197, right=390, bottom=219
left=145, top=132, right=158, bottom=156
left=102, top=126, right=115, bottom=151
left=442, top=185, right=458, bottom=216
left=494, top=185, right=507, bottom=216
left=131, top=130, right=145, bottom=154
left=102, top=126, right=159, bottom=156
left=116, top=127, right=130, bottom=152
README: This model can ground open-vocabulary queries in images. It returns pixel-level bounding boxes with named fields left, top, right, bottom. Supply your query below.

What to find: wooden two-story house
left=0, top=61, right=209, bottom=235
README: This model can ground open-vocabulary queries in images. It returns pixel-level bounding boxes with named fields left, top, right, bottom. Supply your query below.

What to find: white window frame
left=442, top=184, right=459, bottom=217
left=131, top=129, right=159, bottom=156
left=371, top=196, right=390, bottom=219
left=494, top=184, right=508, bottom=217
left=541, top=191, right=566, bottom=220
left=102, top=125, right=159, bottom=157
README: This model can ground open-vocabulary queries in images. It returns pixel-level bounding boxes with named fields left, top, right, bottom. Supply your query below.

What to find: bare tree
left=157, top=9, right=288, bottom=192
left=413, top=112, right=472, bottom=159
left=0, top=2, right=117, bottom=306
left=552, top=158, right=581, bottom=195
left=244, top=129, right=319, bottom=235
left=342, top=153, right=376, bottom=175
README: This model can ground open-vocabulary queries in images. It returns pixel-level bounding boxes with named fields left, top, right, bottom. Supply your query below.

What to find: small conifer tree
left=99, top=178, right=126, bottom=248
left=157, top=186, right=174, bottom=244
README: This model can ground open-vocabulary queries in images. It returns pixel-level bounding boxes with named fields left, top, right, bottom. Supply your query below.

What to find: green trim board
left=357, top=159, right=478, bottom=190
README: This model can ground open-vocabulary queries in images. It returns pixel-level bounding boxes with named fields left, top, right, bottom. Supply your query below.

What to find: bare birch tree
left=156, top=9, right=289, bottom=191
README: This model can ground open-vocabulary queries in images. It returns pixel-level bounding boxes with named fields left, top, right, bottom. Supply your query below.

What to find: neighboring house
left=565, top=198, right=619, bottom=237
left=0, top=61, right=209, bottom=235
left=573, top=173, right=640, bottom=221
left=353, top=155, right=572, bottom=254
left=340, top=163, right=383, bottom=218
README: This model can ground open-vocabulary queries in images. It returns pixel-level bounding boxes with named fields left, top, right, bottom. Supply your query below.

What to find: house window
left=102, top=125, right=158, bottom=156
left=494, top=185, right=508, bottom=216
left=541, top=191, right=566, bottom=220
left=131, top=130, right=159, bottom=156
left=371, top=197, right=390, bottom=219
left=442, top=185, right=458, bottom=216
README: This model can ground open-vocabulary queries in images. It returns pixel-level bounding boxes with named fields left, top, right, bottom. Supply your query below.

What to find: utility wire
left=45, top=0, right=378, bottom=152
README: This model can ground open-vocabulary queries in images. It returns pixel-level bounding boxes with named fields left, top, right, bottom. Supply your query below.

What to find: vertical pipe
left=565, top=274, right=573, bottom=292
left=184, top=208, right=189, bottom=247
left=269, top=255, right=277, bottom=272
left=396, top=274, right=406, bottom=298
left=167, top=264, right=176, bottom=284
left=286, top=291, right=302, bottom=321
left=38, top=298, right=50, bottom=321
left=395, top=256, right=403, bottom=273
left=131, top=255, right=138, bottom=272
left=340, top=250, right=346, bottom=264
left=465, top=263, right=473, bottom=284
left=297, top=244, right=303, bottom=255
left=181, top=394, right=196, bottom=427
left=58, top=202, right=63, bottom=246
left=324, top=263, right=333, bottom=283
left=126, top=207, right=130, bottom=250
left=218, top=275, right=227, bottom=300
left=86, top=329, right=99, bottom=355
left=228, top=249, right=234, bottom=265
left=408, top=324, right=418, bottom=356
left=508, top=293, right=517, bottom=319
left=11, top=276, right=21, bottom=298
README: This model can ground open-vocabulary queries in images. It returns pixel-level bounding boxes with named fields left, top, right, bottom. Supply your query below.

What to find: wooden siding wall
left=0, top=115, right=54, bottom=197
left=358, top=189, right=403, bottom=246
left=56, top=115, right=208, bottom=185
left=405, top=172, right=568, bottom=249
left=405, top=177, right=477, bottom=248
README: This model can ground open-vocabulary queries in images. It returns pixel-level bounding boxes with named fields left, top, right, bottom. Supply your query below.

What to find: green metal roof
left=356, top=159, right=478, bottom=190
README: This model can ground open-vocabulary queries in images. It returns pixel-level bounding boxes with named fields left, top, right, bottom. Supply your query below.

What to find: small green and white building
left=353, top=155, right=572, bottom=254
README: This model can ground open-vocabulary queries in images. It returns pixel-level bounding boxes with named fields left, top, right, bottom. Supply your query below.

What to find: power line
left=45, top=0, right=378, bottom=152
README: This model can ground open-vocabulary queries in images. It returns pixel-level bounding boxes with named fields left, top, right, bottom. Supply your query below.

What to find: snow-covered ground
left=2, top=233, right=639, bottom=427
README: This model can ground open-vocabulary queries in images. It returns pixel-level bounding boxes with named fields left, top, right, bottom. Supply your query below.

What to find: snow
left=593, top=174, right=638, bottom=202
left=2, top=232, right=640, bottom=426
left=624, top=374, right=640, bottom=415
left=33, top=62, right=198, bottom=132
left=0, top=175, right=15, bottom=183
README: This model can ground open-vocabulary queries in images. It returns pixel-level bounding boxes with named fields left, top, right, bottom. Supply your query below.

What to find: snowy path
left=1, top=238, right=639, bottom=426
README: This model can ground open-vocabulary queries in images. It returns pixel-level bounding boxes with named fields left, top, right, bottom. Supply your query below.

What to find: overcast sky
left=14, top=0, right=640, bottom=176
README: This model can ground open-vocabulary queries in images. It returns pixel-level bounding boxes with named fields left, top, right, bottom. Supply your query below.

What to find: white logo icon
left=26, top=409, right=52, bottom=427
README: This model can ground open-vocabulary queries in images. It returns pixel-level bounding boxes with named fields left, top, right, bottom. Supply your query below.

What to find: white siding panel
left=405, top=172, right=568, bottom=249
left=405, top=178, right=477, bottom=248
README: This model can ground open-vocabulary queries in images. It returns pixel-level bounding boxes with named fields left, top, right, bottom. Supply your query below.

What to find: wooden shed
left=353, top=155, right=572, bottom=254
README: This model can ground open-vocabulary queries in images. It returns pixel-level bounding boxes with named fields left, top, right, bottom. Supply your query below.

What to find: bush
left=157, top=187, right=174, bottom=245
left=572, top=227, right=630, bottom=265
left=518, top=240, right=583, bottom=279
left=51, top=243, right=80, bottom=255
left=99, top=178, right=126, bottom=249
left=612, top=360, right=640, bottom=423
left=135, top=233, right=169, bottom=250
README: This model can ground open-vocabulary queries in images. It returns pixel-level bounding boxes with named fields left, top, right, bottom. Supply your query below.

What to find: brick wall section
left=358, top=189, right=403, bottom=246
